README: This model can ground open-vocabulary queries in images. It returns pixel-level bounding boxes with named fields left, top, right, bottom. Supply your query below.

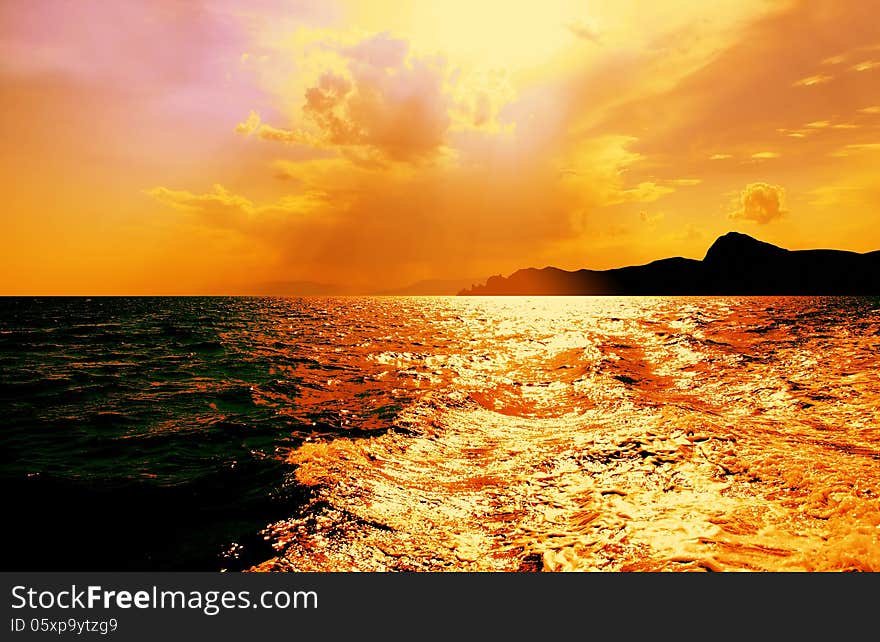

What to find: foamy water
left=251, top=296, right=880, bottom=572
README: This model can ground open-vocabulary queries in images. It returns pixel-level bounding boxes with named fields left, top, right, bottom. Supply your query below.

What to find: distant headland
left=458, top=232, right=880, bottom=295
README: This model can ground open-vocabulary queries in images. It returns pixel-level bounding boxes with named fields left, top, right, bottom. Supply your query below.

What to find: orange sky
left=2, top=0, right=879, bottom=294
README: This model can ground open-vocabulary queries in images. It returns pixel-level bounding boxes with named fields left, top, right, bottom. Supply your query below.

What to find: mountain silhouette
left=459, top=232, right=880, bottom=295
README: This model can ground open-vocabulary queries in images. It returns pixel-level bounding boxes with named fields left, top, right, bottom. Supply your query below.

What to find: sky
left=1, top=0, right=879, bottom=294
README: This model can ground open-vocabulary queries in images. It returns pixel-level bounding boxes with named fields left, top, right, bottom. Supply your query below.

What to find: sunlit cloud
left=239, top=30, right=521, bottom=166
left=614, top=182, right=676, bottom=204
left=146, top=184, right=327, bottom=224
left=448, top=69, right=517, bottom=134
left=792, top=74, right=833, bottom=87
left=235, top=111, right=317, bottom=145
left=233, top=31, right=480, bottom=167
left=751, top=151, right=780, bottom=159
left=785, top=120, right=858, bottom=135
left=822, top=54, right=847, bottom=65
left=851, top=60, right=880, bottom=72
left=830, top=143, right=880, bottom=157
left=559, top=136, right=677, bottom=209
left=709, top=153, right=733, bottom=160
left=729, top=182, right=787, bottom=224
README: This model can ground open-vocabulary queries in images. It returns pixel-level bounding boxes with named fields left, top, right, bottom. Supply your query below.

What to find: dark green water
left=0, top=297, right=417, bottom=570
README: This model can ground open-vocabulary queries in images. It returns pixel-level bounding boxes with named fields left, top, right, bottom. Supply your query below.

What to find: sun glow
left=346, top=1, right=590, bottom=71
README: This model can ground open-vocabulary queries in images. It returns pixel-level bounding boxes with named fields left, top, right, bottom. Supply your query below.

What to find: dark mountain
left=459, top=232, right=880, bottom=295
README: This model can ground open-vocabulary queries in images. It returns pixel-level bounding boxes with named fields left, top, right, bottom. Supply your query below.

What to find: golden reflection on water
left=251, top=296, right=880, bottom=572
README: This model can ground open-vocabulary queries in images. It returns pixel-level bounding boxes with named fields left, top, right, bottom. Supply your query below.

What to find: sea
left=1, top=296, right=879, bottom=571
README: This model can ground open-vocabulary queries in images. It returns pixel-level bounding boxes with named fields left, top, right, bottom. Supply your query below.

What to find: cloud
left=235, top=111, right=320, bottom=145
left=147, top=185, right=255, bottom=224
left=146, top=183, right=325, bottom=227
left=448, top=70, right=516, bottom=133
left=822, top=54, right=847, bottom=65
left=729, top=182, right=787, bottom=224
left=777, top=128, right=808, bottom=138
left=859, top=105, right=880, bottom=114
left=301, top=70, right=360, bottom=144
left=792, top=73, right=833, bottom=87
left=751, top=151, right=780, bottom=159
left=851, top=60, right=880, bottom=72
left=256, top=123, right=308, bottom=144
left=145, top=149, right=581, bottom=288
left=709, top=153, right=733, bottom=160
left=566, top=20, right=601, bottom=44
left=235, top=111, right=260, bottom=135
left=782, top=120, right=858, bottom=136
left=613, top=182, right=675, bottom=204
left=830, top=143, right=880, bottom=157
left=329, top=54, right=449, bottom=161
left=237, top=33, right=453, bottom=163
left=558, top=135, right=677, bottom=211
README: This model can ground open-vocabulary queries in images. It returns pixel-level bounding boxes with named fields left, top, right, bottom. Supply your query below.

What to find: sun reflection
left=246, top=296, right=880, bottom=572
